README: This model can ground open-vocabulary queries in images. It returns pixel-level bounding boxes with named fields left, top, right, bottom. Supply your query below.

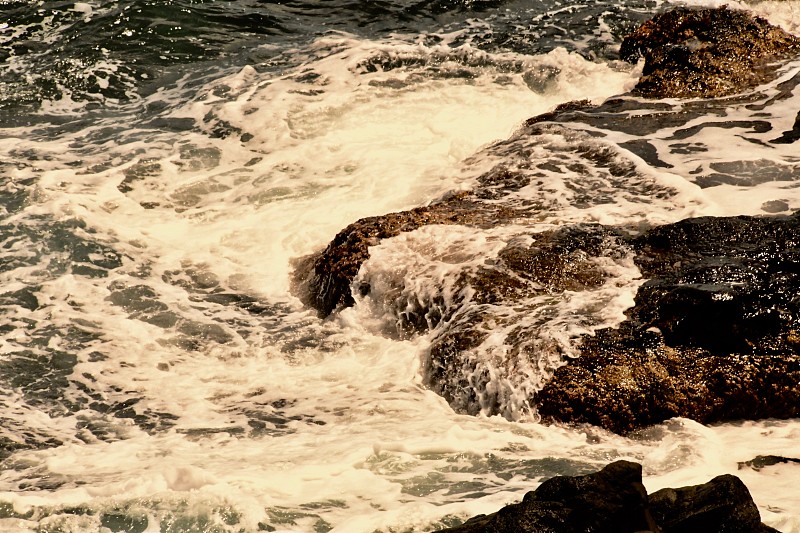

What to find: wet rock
left=630, top=214, right=800, bottom=355
left=436, top=460, right=652, bottom=533
left=536, top=326, right=800, bottom=434
left=649, top=474, right=778, bottom=533
left=297, top=199, right=800, bottom=432
left=425, top=225, right=630, bottom=419
left=293, top=192, right=518, bottom=317
left=436, top=460, right=777, bottom=533
left=537, top=213, right=800, bottom=433
left=738, top=455, right=800, bottom=472
left=620, top=6, right=800, bottom=98
left=496, top=224, right=622, bottom=293
left=424, top=213, right=800, bottom=431
left=523, top=99, right=594, bottom=127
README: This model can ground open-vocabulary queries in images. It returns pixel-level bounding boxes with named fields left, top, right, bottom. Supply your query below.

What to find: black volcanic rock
left=649, top=474, right=777, bottom=533
left=620, top=6, right=800, bottom=98
left=436, top=460, right=778, bottom=533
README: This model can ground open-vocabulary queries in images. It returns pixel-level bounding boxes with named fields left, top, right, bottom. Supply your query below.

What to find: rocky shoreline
left=295, top=5, right=800, bottom=435
left=295, top=8, right=800, bottom=533
left=294, top=7, right=800, bottom=529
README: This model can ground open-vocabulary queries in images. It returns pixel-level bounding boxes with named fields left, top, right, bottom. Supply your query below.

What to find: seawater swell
left=0, top=0, right=654, bottom=112
left=1, top=1, right=800, bottom=532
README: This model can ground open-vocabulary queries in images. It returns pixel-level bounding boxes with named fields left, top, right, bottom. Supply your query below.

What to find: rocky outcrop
left=292, top=192, right=519, bottom=317
left=297, top=210, right=800, bottom=432
left=436, top=460, right=778, bottom=533
left=536, top=214, right=800, bottom=433
left=423, top=214, right=800, bottom=432
left=293, top=6, right=800, bottom=434
left=620, top=6, right=800, bottom=98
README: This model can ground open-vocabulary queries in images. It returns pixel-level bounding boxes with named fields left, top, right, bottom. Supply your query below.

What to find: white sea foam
left=0, top=25, right=799, bottom=533
left=353, top=223, right=645, bottom=420
left=749, top=1, right=800, bottom=35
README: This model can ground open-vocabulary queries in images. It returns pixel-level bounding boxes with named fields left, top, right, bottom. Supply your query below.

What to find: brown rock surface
left=620, top=6, right=800, bottom=98
left=293, top=192, right=518, bottom=317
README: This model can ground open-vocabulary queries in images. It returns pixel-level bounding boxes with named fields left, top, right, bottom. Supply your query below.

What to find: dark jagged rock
left=536, top=213, right=800, bottom=433
left=649, top=474, right=778, bottom=533
left=631, top=214, right=800, bottom=355
left=738, top=455, right=800, bottom=471
left=420, top=213, right=800, bottom=431
left=620, top=6, right=800, bottom=98
left=523, top=99, right=594, bottom=127
left=292, top=192, right=518, bottom=317
left=436, top=460, right=778, bottom=533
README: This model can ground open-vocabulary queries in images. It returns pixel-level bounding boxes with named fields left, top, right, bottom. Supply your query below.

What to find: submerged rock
left=620, top=6, right=800, bottom=98
left=738, top=455, right=800, bottom=472
left=436, top=460, right=778, bottom=533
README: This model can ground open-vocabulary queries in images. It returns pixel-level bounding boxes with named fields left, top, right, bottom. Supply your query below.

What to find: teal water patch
left=0, top=498, right=248, bottom=533
left=0, top=217, right=123, bottom=278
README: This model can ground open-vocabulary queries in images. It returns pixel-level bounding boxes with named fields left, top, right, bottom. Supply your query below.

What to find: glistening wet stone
left=294, top=7, right=800, bottom=434
left=620, top=6, right=800, bottom=98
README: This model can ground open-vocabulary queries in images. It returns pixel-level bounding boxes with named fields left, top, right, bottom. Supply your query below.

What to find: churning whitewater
left=0, top=0, right=799, bottom=531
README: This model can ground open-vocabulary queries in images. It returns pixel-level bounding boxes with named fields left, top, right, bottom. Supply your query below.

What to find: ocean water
left=0, top=0, right=799, bottom=532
